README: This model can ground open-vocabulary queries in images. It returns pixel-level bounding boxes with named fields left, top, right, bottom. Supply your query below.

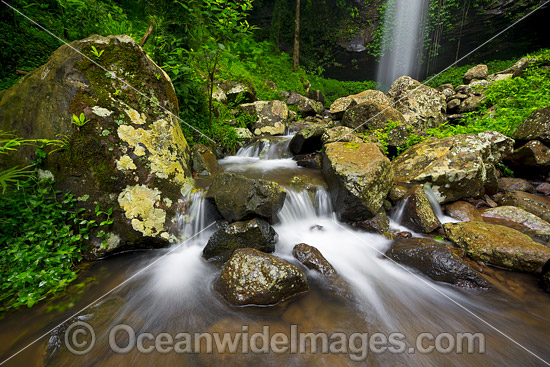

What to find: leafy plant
left=90, top=45, right=104, bottom=59
left=71, top=112, right=90, bottom=128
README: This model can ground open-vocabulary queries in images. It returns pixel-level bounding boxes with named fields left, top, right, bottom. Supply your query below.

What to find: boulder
left=481, top=206, right=550, bottom=234
left=240, top=100, right=289, bottom=136
left=499, top=191, right=550, bottom=223
left=191, top=144, right=221, bottom=177
left=536, top=182, right=550, bottom=196
left=437, top=84, right=455, bottom=98
left=386, top=76, right=446, bottom=132
left=357, top=209, right=390, bottom=233
left=329, top=97, right=357, bottom=120
left=392, top=131, right=514, bottom=203
left=215, top=248, right=308, bottom=306
left=399, top=186, right=441, bottom=233
left=348, top=89, right=392, bottom=106
left=321, top=126, right=363, bottom=144
left=512, top=106, right=550, bottom=145
left=447, top=98, right=461, bottom=112
left=445, top=201, right=483, bottom=222
left=208, top=172, right=286, bottom=222
left=498, top=177, right=535, bottom=193
left=463, top=64, right=488, bottom=84
left=202, top=218, right=277, bottom=262
left=220, top=81, right=255, bottom=104
left=286, top=92, right=324, bottom=116
left=0, top=35, right=194, bottom=259
left=289, top=124, right=325, bottom=155
left=505, top=140, right=550, bottom=176
left=457, top=95, right=484, bottom=113
left=292, top=243, right=337, bottom=276
left=322, top=142, right=394, bottom=221
left=386, top=238, right=490, bottom=289
left=443, top=221, right=550, bottom=272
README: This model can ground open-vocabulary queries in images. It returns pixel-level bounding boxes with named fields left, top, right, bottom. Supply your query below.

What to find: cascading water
left=376, top=0, right=429, bottom=89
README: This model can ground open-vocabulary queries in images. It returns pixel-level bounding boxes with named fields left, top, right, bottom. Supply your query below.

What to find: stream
left=1, top=135, right=550, bottom=366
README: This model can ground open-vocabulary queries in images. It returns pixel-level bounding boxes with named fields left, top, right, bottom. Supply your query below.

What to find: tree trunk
left=293, top=0, right=300, bottom=72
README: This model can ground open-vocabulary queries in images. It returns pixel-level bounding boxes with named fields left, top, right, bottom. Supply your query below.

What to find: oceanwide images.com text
left=65, top=322, right=486, bottom=361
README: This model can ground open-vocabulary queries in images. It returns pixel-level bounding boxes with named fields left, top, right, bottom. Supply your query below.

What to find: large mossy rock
left=322, top=142, right=394, bottom=221
left=0, top=35, right=194, bottom=259
left=289, top=124, right=326, bottom=155
left=240, top=100, right=289, bottom=136
left=481, top=206, right=550, bottom=233
left=349, top=89, right=392, bottom=106
left=512, top=106, right=550, bottom=144
left=505, top=140, right=550, bottom=176
left=392, top=131, right=513, bottom=204
left=202, top=218, right=278, bottom=263
left=215, top=248, right=308, bottom=306
left=207, top=172, right=286, bottom=222
left=499, top=191, right=550, bottom=223
left=386, top=76, right=447, bottom=132
left=443, top=221, right=550, bottom=272
left=386, top=238, right=490, bottom=289
left=286, top=92, right=324, bottom=116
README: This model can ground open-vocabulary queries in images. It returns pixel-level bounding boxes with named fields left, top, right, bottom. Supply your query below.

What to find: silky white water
left=376, top=0, right=429, bottom=89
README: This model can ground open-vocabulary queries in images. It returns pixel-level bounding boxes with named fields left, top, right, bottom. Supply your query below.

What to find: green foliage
left=71, top=112, right=90, bottom=127
left=90, top=45, right=104, bottom=59
left=424, top=58, right=515, bottom=87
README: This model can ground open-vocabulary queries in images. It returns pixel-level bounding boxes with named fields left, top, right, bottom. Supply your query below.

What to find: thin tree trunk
left=139, top=20, right=155, bottom=47
left=293, top=0, right=300, bottom=72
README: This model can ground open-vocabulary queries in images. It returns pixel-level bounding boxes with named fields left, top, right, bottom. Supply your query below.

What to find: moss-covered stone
left=443, top=221, right=550, bottom=272
left=499, top=191, right=550, bottom=223
left=399, top=185, right=441, bottom=233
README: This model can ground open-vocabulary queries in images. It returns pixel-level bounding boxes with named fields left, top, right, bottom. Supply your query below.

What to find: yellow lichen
left=118, top=184, right=166, bottom=237
left=116, top=155, right=137, bottom=171
left=125, top=107, right=147, bottom=125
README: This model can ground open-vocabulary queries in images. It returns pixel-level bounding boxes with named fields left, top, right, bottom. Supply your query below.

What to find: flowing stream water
left=1, top=136, right=550, bottom=366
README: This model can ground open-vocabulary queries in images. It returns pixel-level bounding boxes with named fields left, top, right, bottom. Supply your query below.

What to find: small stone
left=292, top=243, right=337, bottom=276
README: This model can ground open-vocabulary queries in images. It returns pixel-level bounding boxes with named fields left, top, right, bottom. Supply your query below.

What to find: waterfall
left=376, top=0, right=429, bottom=89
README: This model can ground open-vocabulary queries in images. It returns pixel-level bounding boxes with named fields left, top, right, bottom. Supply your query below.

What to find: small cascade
left=235, top=136, right=293, bottom=160
left=277, top=188, right=334, bottom=224
left=176, top=190, right=216, bottom=241
left=424, top=186, right=459, bottom=224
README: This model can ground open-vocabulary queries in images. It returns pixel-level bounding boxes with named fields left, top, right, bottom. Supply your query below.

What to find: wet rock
left=293, top=152, right=322, bottom=169
left=392, top=131, right=514, bottom=203
left=446, top=201, right=483, bottom=222
left=321, top=126, right=363, bottom=144
left=443, top=221, right=550, bottom=272
left=0, top=35, right=195, bottom=259
left=342, top=102, right=406, bottom=133
left=289, top=124, right=325, bottom=154
left=329, top=97, right=357, bottom=120
left=499, top=191, right=550, bottom=223
left=386, top=238, right=490, bottom=289
left=512, top=106, right=550, bottom=144
left=286, top=92, right=324, bottom=116
left=386, top=76, right=446, bottom=132
left=208, top=172, right=286, bottom=222
left=498, top=177, right=535, bottom=193
left=536, top=182, right=550, bottom=195
left=240, top=100, right=289, bottom=136
left=191, top=144, right=221, bottom=177
left=399, top=186, right=441, bottom=233
left=202, top=218, right=278, bottom=262
left=463, top=64, right=488, bottom=84
left=348, top=89, right=392, bottom=106
left=292, top=243, right=337, bottom=276
left=481, top=206, right=550, bottom=234
left=505, top=140, right=550, bottom=176
left=322, top=142, right=394, bottom=221
left=216, top=248, right=308, bottom=306
left=358, top=209, right=390, bottom=233
left=457, top=95, right=484, bottom=113
left=396, top=231, right=412, bottom=239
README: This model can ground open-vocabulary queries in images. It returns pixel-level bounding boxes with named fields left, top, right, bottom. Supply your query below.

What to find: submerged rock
left=0, top=35, right=194, bottom=259
left=216, top=248, right=308, bottom=306
left=386, top=238, right=490, bottom=289
left=392, top=131, right=514, bottom=203
left=399, top=186, right=441, bottom=233
left=203, top=218, right=277, bottom=262
left=386, top=76, right=446, bottom=132
left=512, top=106, right=550, bottom=144
left=443, top=221, right=550, bottom=272
left=322, top=142, right=394, bottom=221
left=292, top=243, right=337, bottom=276
left=499, top=191, right=550, bottom=223
left=208, top=172, right=286, bottom=222
left=445, top=201, right=483, bottom=222
left=191, top=144, right=221, bottom=177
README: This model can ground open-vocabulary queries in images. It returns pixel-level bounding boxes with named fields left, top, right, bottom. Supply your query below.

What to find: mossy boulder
left=0, top=35, right=193, bottom=259
left=392, top=131, right=513, bottom=204
left=207, top=172, right=286, bottom=222
left=443, top=221, right=550, bottom=272
left=512, top=106, right=550, bottom=144
left=215, top=248, right=308, bottom=306
left=191, top=144, right=221, bottom=177
left=202, top=218, right=278, bottom=263
left=499, top=191, right=550, bottom=223
left=289, top=124, right=326, bottom=155
left=463, top=64, right=488, bottom=84
left=386, top=238, right=490, bottom=289
left=329, top=96, right=357, bottom=120
left=321, top=126, right=363, bottom=145
left=481, top=206, right=550, bottom=234
left=286, top=92, right=324, bottom=116
left=322, top=142, right=394, bottom=221
left=240, top=100, right=289, bottom=136
left=348, top=89, right=392, bottom=106
left=386, top=76, right=446, bottom=132
left=505, top=140, right=550, bottom=177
